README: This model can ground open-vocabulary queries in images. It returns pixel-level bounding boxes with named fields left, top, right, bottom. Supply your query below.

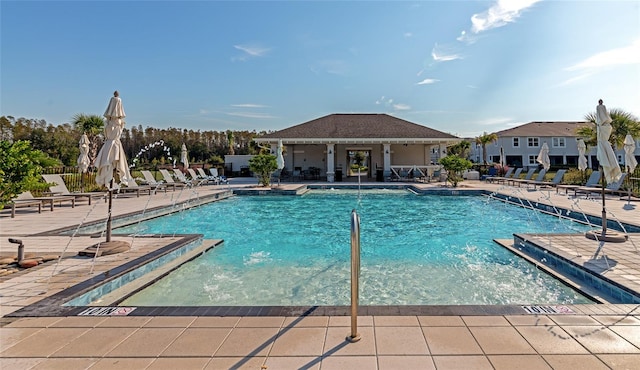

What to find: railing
left=347, top=209, right=361, bottom=343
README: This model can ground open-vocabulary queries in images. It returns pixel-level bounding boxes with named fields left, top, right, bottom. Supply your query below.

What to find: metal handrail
left=347, top=209, right=361, bottom=342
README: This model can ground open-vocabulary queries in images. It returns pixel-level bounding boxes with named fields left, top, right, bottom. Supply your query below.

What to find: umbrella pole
left=106, top=178, right=113, bottom=243
left=601, top=168, right=607, bottom=234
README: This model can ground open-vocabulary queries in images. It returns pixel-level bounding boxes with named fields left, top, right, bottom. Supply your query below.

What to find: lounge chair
left=140, top=170, right=170, bottom=192
left=159, top=169, right=189, bottom=189
left=209, top=168, right=228, bottom=185
left=528, top=169, right=567, bottom=189
left=507, top=168, right=537, bottom=186
left=556, top=171, right=600, bottom=195
left=574, top=173, right=628, bottom=198
left=489, top=168, right=519, bottom=184
left=172, top=168, right=193, bottom=185
left=196, top=168, right=218, bottom=184
left=117, top=178, right=155, bottom=197
left=8, top=197, right=42, bottom=218
left=14, top=191, right=76, bottom=211
left=187, top=168, right=213, bottom=185
left=41, top=174, right=106, bottom=205
left=519, top=169, right=547, bottom=188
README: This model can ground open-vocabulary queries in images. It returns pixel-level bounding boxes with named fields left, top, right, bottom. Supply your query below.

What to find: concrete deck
left=1, top=178, right=639, bottom=369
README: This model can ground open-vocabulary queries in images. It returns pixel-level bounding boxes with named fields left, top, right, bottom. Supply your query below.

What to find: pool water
left=119, top=190, right=594, bottom=306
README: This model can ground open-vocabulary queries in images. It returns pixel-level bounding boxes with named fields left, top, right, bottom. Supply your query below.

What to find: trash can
left=335, top=169, right=343, bottom=182
left=376, top=169, right=384, bottom=182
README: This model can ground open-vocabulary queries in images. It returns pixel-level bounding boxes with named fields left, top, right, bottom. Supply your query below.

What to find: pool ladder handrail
left=348, top=209, right=362, bottom=342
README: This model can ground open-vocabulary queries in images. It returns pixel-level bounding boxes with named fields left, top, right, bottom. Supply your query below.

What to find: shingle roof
left=258, top=114, right=458, bottom=139
left=494, top=121, right=593, bottom=137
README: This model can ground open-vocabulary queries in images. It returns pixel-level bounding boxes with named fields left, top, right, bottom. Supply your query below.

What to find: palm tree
left=577, top=108, right=640, bottom=149
left=72, top=113, right=105, bottom=166
left=475, top=132, right=498, bottom=164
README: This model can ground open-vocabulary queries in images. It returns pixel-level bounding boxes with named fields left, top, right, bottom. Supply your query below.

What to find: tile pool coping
left=6, top=187, right=640, bottom=318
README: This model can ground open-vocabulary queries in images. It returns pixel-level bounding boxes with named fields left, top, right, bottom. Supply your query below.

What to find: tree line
left=0, top=115, right=272, bottom=168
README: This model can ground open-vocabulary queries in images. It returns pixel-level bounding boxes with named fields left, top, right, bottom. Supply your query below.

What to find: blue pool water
left=119, top=190, right=594, bottom=306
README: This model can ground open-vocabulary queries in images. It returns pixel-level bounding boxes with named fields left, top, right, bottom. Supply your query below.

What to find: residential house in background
left=469, top=121, right=640, bottom=170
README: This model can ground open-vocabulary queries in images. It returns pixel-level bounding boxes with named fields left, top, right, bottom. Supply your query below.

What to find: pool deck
left=1, top=178, right=639, bottom=369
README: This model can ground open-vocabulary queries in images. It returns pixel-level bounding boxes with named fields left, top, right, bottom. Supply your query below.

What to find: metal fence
left=40, top=165, right=640, bottom=198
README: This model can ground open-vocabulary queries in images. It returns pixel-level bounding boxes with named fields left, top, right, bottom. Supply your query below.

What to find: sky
left=1, top=0, right=639, bottom=138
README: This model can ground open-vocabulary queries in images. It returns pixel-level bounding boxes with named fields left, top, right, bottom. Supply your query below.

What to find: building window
left=512, top=137, right=520, bottom=147
left=527, top=137, right=539, bottom=147
left=528, top=155, right=537, bottom=165
left=552, top=137, right=566, bottom=148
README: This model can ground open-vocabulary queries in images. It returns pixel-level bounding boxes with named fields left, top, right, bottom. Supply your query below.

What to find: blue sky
left=2, top=0, right=639, bottom=138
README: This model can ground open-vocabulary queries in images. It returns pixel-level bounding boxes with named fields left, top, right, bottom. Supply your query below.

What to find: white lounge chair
left=556, top=171, right=600, bottom=195
left=159, top=169, right=189, bottom=189
left=42, top=174, right=106, bottom=205
left=209, top=168, right=228, bottom=185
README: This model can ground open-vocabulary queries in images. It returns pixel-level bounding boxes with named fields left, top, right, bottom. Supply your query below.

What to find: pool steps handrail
left=348, top=209, right=361, bottom=343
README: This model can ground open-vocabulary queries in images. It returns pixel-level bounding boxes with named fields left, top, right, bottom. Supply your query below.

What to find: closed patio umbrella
left=276, top=140, right=285, bottom=170
left=78, top=133, right=91, bottom=173
left=92, top=90, right=132, bottom=249
left=536, top=142, right=550, bottom=171
left=577, top=139, right=588, bottom=172
left=624, top=134, right=637, bottom=174
left=180, top=143, right=189, bottom=169
left=585, top=99, right=626, bottom=243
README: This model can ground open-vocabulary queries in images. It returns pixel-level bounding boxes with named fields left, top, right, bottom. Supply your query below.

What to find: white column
left=383, top=143, right=391, bottom=177
left=326, top=143, right=335, bottom=182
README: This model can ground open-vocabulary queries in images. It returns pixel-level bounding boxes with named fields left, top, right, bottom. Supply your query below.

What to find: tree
left=446, top=140, right=471, bottom=159
left=72, top=113, right=105, bottom=166
left=248, top=154, right=277, bottom=187
left=439, top=155, right=472, bottom=187
left=577, top=108, right=640, bottom=150
left=226, top=130, right=235, bottom=155
left=475, top=132, right=498, bottom=164
left=0, top=140, right=50, bottom=209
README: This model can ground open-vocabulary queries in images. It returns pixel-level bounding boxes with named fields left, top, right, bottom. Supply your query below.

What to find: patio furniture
left=14, top=191, right=76, bottom=212
left=41, top=174, right=106, bottom=205
left=528, top=169, right=567, bottom=190
left=507, top=168, right=537, bottom=186
left=574, top=173, right=628, bottom=198
left=8, top=198, right=42, bottom=218
left=159, top=169, right=189, bottom=189
left=488, top=167, right=517, bottom=184
left=557, top=171, right=600, bottom=195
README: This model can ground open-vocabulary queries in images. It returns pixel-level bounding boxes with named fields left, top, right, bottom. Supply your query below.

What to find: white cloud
left=393, top=103, right=411, bottom=111
left=232, top=44, right=271, bottom=61
left=554, top=72, right=593, bottom=87
left=311, top=59, right=348, bottom=75
left=404, top=32, right=413, bottom=38
left=231, top=104, right=268, bottom=108
left=470, top=0, right=542, bottom=34
left=416, top=78, right=439, bottom=85
left=565, top=39, right=640, bottom=71
left=431, top=44, right=462, bottom=62
left=226, top=112, right=276, bottom=119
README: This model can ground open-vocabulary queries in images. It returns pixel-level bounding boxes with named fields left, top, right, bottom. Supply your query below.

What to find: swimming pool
left=118, top=190, right=594, bottom=306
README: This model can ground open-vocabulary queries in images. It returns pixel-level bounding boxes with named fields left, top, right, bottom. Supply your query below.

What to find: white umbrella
left=595, top=100, right=622, bottom=184
left=94, top=90, right=132, bottom=245
left=536, top=142, right=550, bottom=171
left=585, top=99, right=626, bottom=243
left=95, top=91, right=132, bottom=188
left=77, top=133, right=90, bottom=173
left=180, top=143, right=189, bottom=169
left=276, top=140, right=285, bottom=170
left=577, top=139, right=588, bottom=172
left=624, top=134, right=637, bottom=173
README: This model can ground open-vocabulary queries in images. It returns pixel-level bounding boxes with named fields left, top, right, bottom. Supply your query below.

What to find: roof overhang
left=253, top=137, right=462, bottom=145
